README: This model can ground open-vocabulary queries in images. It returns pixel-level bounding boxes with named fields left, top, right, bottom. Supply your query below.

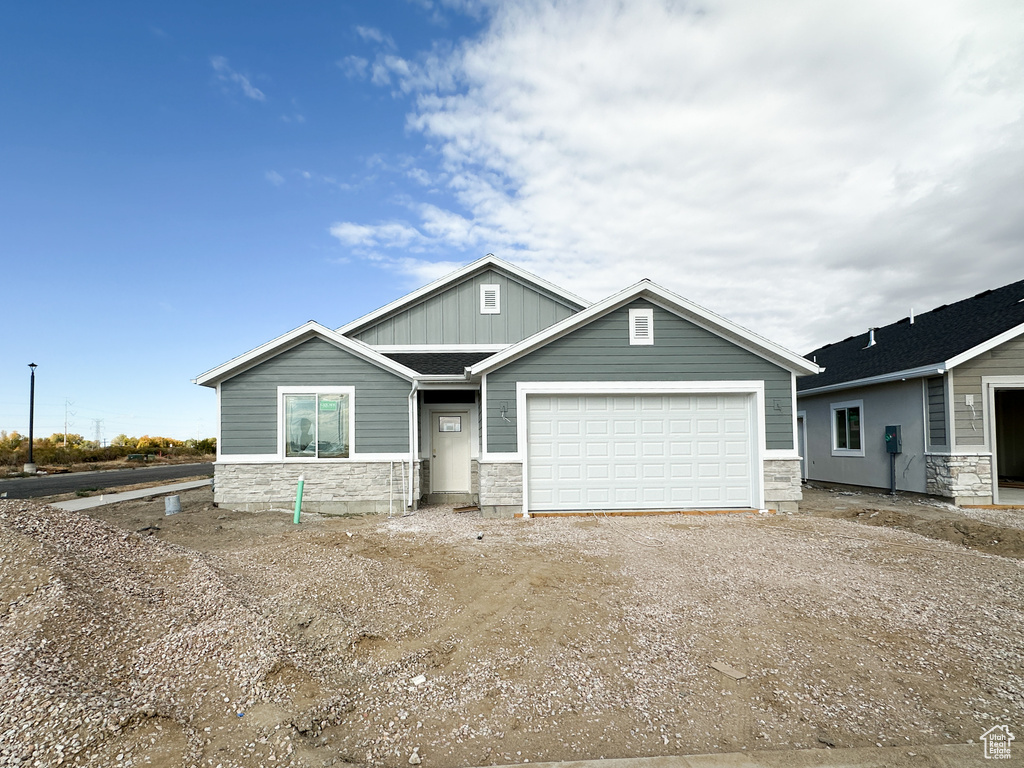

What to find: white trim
left=765, top=449, right=802, bottom=460
left=337, top=254, right=590, bottom=336
left=480, top=283, right=500, bottom=315
left=277, top=386, right=356, bottom=461
left=798, top=364, right=946, bottom=396
left=194, top=321, right=418, bottom=386
left=514, top=380, right=766, bottom=518
left=948, top=371, right=957, bottom=448
left=414, top=381, right=479, bottom=390
left=370, top=344, right=509, bottom=353
left=469, top=280, right=819, bottom=377
left=982, top=375, right=1024, bottom=505
left=479, top=454, right=523, bottom=463
left=628, top=307, right=654, bottom=345
left=480, top=374, right=489, bottom=457
left=790, top=372, right=799, bottom=453
left=924, top=451, right=993, bottom=457
left=945, top=321, right=1024, bottom=369
left=216, top=452, right=411, bottom=464
left=830, top=399, right=865, bottom=457
left=215, top=382, right=223, bottom=462
left=795, top=410, right=808, bottom=481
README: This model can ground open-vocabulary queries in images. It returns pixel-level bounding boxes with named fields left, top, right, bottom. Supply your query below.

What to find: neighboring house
left=194, top=255, right=818, bottom=517
left=797, top=279, right=1024, bottom=506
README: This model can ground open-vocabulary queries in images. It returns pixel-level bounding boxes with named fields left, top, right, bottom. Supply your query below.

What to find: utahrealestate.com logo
left=981, top=725, right=1015, bottom=760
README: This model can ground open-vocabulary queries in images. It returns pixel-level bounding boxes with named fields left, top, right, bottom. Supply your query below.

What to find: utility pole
left=64, top=399, right=75, bottom=447
left=92, top=418, right=103, bottom=447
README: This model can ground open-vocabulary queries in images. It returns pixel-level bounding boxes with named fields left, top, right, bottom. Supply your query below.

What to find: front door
left=432, top=412, right=471, bottom=492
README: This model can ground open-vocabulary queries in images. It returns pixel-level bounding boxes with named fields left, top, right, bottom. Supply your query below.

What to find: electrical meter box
left=884, top=425, right=902, bottom=454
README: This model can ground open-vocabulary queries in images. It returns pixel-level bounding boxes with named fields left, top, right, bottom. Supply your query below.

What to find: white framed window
left=831, top=399, right=864, bottom=456
left=629, top=308, right=654, bottom=345
left=278, top=386, right=355, bottom=459
left=480, top=284, right=500, bottom=314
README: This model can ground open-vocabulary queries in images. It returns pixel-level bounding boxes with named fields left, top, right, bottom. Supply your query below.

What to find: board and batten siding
left=220, top=338, right=411, bottom=455
left=351, top=269, right=579, bottom=346
left=485, top=300, right=794, bottom=453
left=927, top=376, right=948, bottom=447
left=952, top=333, right=1024, bottom=448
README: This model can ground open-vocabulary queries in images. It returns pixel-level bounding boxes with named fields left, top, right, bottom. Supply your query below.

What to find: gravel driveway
left=1, top=489, right=1021, bottom=767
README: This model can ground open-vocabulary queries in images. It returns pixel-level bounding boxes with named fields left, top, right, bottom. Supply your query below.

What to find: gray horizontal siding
left=485, top=300, right=794, bottom=452
left=220, top=338, right=410, bottom=455
left=953, top=333, right=1024, bottom=447
left=927, top=376, right=947, bottom=447
left=352, top=269, right=579, bottom=345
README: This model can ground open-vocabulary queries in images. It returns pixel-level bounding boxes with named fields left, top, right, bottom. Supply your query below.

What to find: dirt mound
left=0, top=500, right=337, bottom=767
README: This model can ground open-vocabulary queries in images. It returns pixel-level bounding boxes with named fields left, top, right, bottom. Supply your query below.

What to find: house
left=194, top=255, right=818, bottom=517
left=796, top=278, right=1024, bottom=506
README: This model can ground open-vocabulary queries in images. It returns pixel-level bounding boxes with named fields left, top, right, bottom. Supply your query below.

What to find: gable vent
left=480, top=284, right=500, bottom=314
left=629, top=308, right=654, bottom=345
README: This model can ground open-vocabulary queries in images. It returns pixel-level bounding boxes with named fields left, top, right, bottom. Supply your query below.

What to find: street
left=0, top=462, right=213, bottom=499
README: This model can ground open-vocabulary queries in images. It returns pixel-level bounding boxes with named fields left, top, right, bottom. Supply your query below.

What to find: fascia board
left=796, top=363, right=946, bottom=397
left=194, top=321, right=418, bottom=386
left=469, top=281, right=820, bottom=377
left=944, top=321, right=1024, bottom=369
left=337, top=255, right=591, bottom=336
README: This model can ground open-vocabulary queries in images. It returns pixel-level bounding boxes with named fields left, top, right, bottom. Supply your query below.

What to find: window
left=831, top=400, right=864, bottom=456
left=281, top=388, right=353, bottom=458
left=480, top=284, right=500, bottom=314
left=438, top=416, right=462, bottom=432
left=629, top=308, right=654, bottom=345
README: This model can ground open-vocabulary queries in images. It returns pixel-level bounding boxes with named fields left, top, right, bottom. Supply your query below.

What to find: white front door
left=432, top=411, right=471, bottom=492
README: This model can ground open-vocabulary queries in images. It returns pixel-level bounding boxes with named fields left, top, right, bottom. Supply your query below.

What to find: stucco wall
left=798, top=379, right=927, bottom=493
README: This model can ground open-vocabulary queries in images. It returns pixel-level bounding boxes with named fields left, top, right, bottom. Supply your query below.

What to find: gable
left=220, top=337, right=411, bottom=456
left=484, top=300, right=795, bottom=452
left=347, top=267, right=582, bottom=346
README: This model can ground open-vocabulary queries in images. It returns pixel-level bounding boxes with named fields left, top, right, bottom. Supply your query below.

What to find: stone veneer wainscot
left=214, top=462, right=419, bottom=514
left=926, top=454, right=993, bottom=505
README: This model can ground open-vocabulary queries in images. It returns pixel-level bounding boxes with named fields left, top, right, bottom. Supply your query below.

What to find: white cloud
left=265, top=170, right=285, bottom=186
left=339, top=0, right=1024, bottom=351
left=356, top=25, right=397, bottom=49
left=339, top=55, right=369, bottom=79
left=211, top=55, right=266, bottom=102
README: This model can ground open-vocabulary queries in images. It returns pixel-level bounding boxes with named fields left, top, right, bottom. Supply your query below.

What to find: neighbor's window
left=831, top=400, right=863, bottom=456
left=284, top=393, right=350, bottom=458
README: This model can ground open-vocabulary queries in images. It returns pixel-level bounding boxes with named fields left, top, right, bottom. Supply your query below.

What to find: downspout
left=408, top=380, right=419, bottom=509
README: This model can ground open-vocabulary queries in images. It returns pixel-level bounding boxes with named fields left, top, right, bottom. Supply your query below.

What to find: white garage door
left=527, top=393, right=755, bottom=511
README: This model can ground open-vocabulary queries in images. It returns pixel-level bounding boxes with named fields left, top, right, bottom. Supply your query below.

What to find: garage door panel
left=528, top=392, right=754, bottom=511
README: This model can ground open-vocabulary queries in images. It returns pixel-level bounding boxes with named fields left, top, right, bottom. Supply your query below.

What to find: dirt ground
left=2, top=486, right=1022, bottom=768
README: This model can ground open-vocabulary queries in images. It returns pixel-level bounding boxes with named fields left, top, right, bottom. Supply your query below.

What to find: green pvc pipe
left=293, top=475, right=305, bottom=524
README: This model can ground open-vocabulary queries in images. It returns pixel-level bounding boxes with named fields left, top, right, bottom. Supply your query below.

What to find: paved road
left=0, top=463, right=214, bottom=499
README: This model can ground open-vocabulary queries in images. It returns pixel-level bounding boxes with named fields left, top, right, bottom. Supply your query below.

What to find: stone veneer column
left=926, top=454, right=993, bottom=505
left=762, top=458, right=802, bottom=514
left=478, top=462, right=523, bottom=518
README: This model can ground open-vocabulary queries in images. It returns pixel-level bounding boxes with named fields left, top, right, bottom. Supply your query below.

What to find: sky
left=2, top=0, right=1022, bottom=442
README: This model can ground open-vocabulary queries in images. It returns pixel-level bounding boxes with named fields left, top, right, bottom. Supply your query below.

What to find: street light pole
left=25, top=363, right=37, bottom=474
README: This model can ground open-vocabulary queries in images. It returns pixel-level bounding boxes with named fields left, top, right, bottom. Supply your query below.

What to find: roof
left=469, top=279, right=820, bottom=377
left=192, top=321, right=419, bottom=387
left=798, top=278, right=1024, bottom=393
left=337, top=254, right=590, bottom=337
left=383, top=351, right=493, bottom=376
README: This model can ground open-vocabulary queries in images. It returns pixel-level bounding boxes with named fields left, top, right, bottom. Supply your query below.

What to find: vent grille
left=480, top=284, right=500, bottom=314
left=629, top=308, right=654, bottom=345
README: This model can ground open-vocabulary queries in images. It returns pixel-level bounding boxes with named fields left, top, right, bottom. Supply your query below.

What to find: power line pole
left=92, top=418, right=103, bottom=447
left=64, top=399, right=75, bottom=446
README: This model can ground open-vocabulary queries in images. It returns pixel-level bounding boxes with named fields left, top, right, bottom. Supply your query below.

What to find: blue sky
left=2, top=0, right=1022, bottom=441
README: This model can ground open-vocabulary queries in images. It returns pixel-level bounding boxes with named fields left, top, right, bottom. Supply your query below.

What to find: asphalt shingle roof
left=798, top=278, right=1024, bottom=392
left=383, top=352, right=494, bottom=376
